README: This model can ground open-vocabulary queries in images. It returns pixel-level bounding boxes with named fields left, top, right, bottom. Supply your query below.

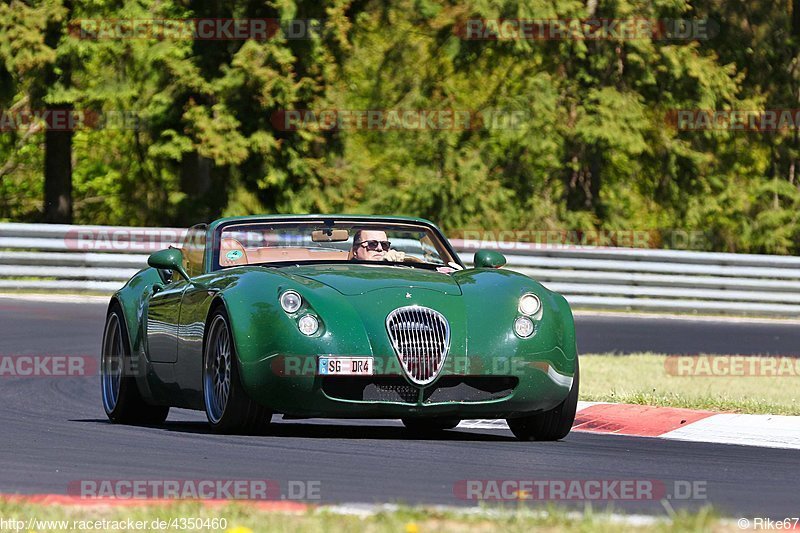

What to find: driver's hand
left=384, top=249, right=406, bottom=262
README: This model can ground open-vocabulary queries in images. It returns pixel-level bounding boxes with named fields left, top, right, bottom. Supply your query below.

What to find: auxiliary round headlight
left=514, top=316, right=535, bottom=338
left=518, top=294, right=541, bottom=316
left=280, top=290, right=302, bottom=313
left=298, top=314, right=319, bottom=336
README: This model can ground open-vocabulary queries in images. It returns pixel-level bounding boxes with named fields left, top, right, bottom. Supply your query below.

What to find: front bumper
left=239, top=347, right=575, bottom=419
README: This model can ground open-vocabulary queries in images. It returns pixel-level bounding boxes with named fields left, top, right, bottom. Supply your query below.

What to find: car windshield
left=215, top=220, right=460, bottom=270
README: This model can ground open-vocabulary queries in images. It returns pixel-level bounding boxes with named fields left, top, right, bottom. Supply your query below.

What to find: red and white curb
left=460, top=401, right=800, bottom=450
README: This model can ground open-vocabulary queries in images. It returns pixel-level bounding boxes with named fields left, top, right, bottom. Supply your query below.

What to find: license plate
left=318, top=357, right=374, bottom=376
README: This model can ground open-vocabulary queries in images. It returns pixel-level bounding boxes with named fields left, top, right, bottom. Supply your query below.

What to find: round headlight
left=514, top=316, right=535, bottom=338
left=298, top=314, right=319, bottom=336
left=518, top=294, right=541, bottom=316
left=280, top=290, right=302, bottom=313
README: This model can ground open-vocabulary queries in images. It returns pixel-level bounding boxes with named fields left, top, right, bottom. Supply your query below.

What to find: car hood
left=283, top=264, right=462, bottom=296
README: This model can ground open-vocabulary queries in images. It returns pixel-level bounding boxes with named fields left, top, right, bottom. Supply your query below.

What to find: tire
left=402, top=417, right=460, bottom=434
left=203, top=307, right=271, bottom=434
left=507, top=358, right=579, bottom=442
left=101, top=303, right=169, bottom=425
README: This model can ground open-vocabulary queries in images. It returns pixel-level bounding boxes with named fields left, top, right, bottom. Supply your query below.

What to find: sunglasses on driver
left=355, top=240, right=392, bottom=251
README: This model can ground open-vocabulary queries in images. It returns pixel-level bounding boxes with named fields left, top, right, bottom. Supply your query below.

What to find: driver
left=351, top=230, right=406, bottom=262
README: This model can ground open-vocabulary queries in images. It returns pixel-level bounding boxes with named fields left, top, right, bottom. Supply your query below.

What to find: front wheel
left=507, top=358, right=579, bottom=442
left=203, top=308, right=271, bottom=434
left=101, top=303, right=169, bottom=425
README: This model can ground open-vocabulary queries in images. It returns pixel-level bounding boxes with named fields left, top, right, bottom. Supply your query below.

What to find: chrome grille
left=386, top=306, right=450, bottom=385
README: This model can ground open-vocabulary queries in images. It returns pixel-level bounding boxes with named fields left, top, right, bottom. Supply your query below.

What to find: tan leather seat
left=248, top=247, right=349, bottom=263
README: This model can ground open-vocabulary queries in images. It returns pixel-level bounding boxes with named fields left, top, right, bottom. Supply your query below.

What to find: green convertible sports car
left=101, top=215, right=579, bottom=441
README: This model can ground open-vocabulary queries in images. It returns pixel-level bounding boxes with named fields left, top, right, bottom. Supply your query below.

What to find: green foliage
left=0, top=0, right=799, bottom=254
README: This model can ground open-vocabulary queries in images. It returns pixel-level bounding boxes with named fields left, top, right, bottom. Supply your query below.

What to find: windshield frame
left=210, top=217, right=464, bottom=272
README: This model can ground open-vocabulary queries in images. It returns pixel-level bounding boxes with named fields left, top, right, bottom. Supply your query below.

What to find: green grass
left=0, top=500, right=737, bottom=532
left=581, top=353, right=800, bottom=415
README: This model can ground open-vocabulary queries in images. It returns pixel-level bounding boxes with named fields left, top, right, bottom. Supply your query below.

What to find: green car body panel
left=109, top=215, right=578, bottom=420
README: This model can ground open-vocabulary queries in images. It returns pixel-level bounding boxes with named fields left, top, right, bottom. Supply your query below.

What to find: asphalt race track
left=576, top=313, right=800, bottom=356
left=0, top=297, right=798, bottom=518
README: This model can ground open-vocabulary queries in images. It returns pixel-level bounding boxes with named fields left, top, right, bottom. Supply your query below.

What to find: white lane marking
left=660, top=413, right=800, bottom=450
left=457, top=401, right=604, bottom=430
left=459, top=404, right=800, bottom=451
left=458, top=419, right=509, bottom=430
left=317, top=502, right=699, bottom=527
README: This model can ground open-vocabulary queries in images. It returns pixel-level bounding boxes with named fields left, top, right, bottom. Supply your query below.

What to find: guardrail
left=2, top=222, right=799, bottom=316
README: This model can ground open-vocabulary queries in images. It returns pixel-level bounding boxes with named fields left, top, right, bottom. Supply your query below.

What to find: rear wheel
left=203, top=308, right=271, bottom=434
left=402, top=417, right=460, bottom=434
left=507, top=358, right=579, bottom=442
left=101, top=304, right=169, bottom=425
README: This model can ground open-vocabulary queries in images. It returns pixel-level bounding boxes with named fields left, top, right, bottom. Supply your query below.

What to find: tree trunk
left=43, top=105, right=73, bottom=223
left=41, top=4, right=73, bottom=223
left=176, top=151, right=214, bottom=225
left=180, top=151, right=212, bottom=199
left=563, top=143, right=604, bottom=219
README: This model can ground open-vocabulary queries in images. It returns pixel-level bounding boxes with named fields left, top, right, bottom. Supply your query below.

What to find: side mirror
left=473, top=249, right=507, bottom=269
left=148, top=248, right=190, bottom=282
